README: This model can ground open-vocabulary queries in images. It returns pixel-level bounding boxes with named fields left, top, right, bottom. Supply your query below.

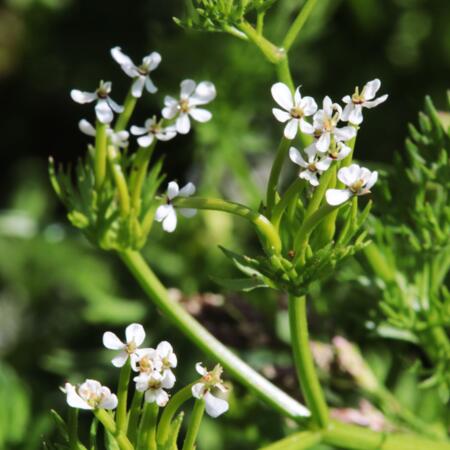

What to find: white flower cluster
left=70, top=46, right=216, bottom=148
left=272, top=79, right=386, bottom=205
left=62, top=323, right=229, bottom=417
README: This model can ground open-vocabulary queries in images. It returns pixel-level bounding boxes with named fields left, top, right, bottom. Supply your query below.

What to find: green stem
left=118, top=250, right=311, bottom=421
left=259, top=430, right=322, bottom=450
left=94, top=121, right=108, bottom=190
left=256, top=11, right=266, bottom=35
left=130, top=145, right=155, bottom=213
left=108, top=146, right=131, bottom=217
left=173, top=196, right=282, bottom=254
left=157, top=384, right=194, bottom=446
left=181, top=399, right=205, bottom=450
left=283, top=0, right=319, bottom=52
left=68, top=408, right=80, bottom=450
left=237, top=21, right=285, bottom=64
left=116, top=359, right=131, bottom=434
left=276, top=57, right=295, bottom=92
left=288, top=295, right=328, bottom=428
left=266, top=137, right=292, bottom=215
left=128, top=390, right=144, bottom=447
left=93, top=409, right=133, bottom=450
left=115, top=89, right=138, bottom=132
left=137, top=402, right=158, bottom=450
left=271, top=177, right=304, bottom=230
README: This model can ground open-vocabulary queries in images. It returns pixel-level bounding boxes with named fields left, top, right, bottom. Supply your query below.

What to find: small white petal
left=155, top=204, right=171, bottom=222
left=99, top=393, right=118, bottom=410
left=341, top=103, right=353, bottom=122
left=364, top=94, right=388, bottom=109
left=79, top=119, right=96, bottom=136
left=179, top=208, right=197, bottom=218
left=162, top=210, right=177, bottom=232
left=300, top=96, right=318, bottom=116
left=137, top=135, right=154, bottom=148
left=204, top=391, right=229, bottom=418
left=195, top=362, right=208, bottom=376
left=95, top=100, right=113, bottom=124
left=130, top=125, right=147, bottom=136
left=289, top=147, right=307, bottom=168
left=334, top=126, right=356, bottom=142
left=342, top=95, right=352, bottom=105
left=326, top=188, right=353, bottom=206
left=192, top=382, right=206, bottom=399
left=126, top=323, right=145, bottom=346
left=180, top=79, right=196, bottom=98
left=155, top=389, right=169, bottom=407
left=316, top=157, right=332, bottom=171
left=167, top=181, right=180, bottom=200
left=70, top=90, right=96, bottom=104
left=335, top=143, right=352, bottom=160
left=132, top=77, right=146, bottom=98
left=65, top=384, right=92, bottom=410
left=190, top=81, right=216, bottom=105
left=348, top=105, right=363, bottom=125
left=293, top=87, right=302, bottom=106
left=338, top=165, right=358, bottom=186
left=189, top=107, right=212, bottom=123
left=176, top=114, right=191, bottom=134
left=178, top=182, right=195, bottom=197
left=145, top=77, right=157, bottom=94
left=299, top=118, right=314, bottom=135
left=161, top=371, right=176, bottom=390
left=284, top=119, right=299, bottom=140
left=316, top=133, right=331, bottom=153
left=272, top=108, right=291, bottom=123
left=107, top=97, right=124, bottom=114
left=103, top=332, right=125, bottom=350
left=111, top=47, right=134, bottom=66
left=365, top=171, right=378, bottom=190
left=300, top=170, right=319, bottom=186
left=362, top=79, right=381, bottom=100
left=112, top=351, right=129, bottom=368
left=271, top=82, right=293, bottom=111
left=157, top=341, right=173, bottom=357
left=322, top=96, right=333, bottom=117
left=143, top=52, right=162, bottom=71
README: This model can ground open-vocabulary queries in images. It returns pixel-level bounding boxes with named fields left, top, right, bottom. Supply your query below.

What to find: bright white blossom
left=134, top=370, right=174, bottom=407
left=155, top=181, right=196, bottom=233
left=289, top=146, right=332, bottom=187
left=71, top=81, right=123, bottom=124
left=102, top=323, right=146, bottom=368
left=156, top=341, right=177, bottom=387
left=192, top=363, right=228, bottom=418
left=131, top=347, right=163, bottom=374
left=111, top=46, right=161, bottom=98
left=342, top=79, right=388, bottom=125
left=64, top=379, right=117, bottom=410
left=78, top=119, right=129, bottom=148
left=326, top=164, right=378, bottom=206
left=130, top=117, right=176, bottom=147
left=271, top=82, right=317, bottom=140
left=162, top=79, right=216, bottom=134
left=308, top=96, right=356, bottom=153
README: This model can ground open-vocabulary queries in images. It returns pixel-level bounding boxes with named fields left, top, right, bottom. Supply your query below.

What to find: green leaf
left=210, top=275, right=268, bottom=292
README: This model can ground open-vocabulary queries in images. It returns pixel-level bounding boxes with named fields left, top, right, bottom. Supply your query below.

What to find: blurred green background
left=0, top=0, right=449, bottom=448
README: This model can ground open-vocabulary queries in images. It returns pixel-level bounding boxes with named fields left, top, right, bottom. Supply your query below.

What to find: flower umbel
left=130, top=117, right=177, bottom=148
left=271, top=82, right=317, bottom=140
left=326, top=164, right=378, bottom=206
left=342, top=79, right=388, bottom=125
left=162, top=79, right=216, bottom=134
left=64, top=379, right=118, bottom=410
left=155, top=181, right=197, bottom=233
left=70, top=80, right=123, bottom=124
left=111, top=46, right=161, bottom=98
left=192, top=363, right=229, bottom=418
left=102, top=323, right=146, bottom=367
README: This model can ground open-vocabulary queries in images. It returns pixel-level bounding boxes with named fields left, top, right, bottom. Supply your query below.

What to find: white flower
left=131, top=348, right=163, bottom=374
left=155, top=181, right=196, bottom=233
left=102, top=323, right=146, bottom=368
left=78, top=119, right=129, bottom=148
left=156, top=341, right=177, bottom=387
left=134, top=370, right=174, bottom=407
left=192, top=363, right=228, bottom=418
left=271, top=82, right=317, bottom=140
left=71, top=81, right=123, bottom=124
left=162, top=79, right=216, bottom=134
left=309, top=96, right=356, bottom=153
left=130, top=117, right=176, bottom=147
left=64, top=379, right=118, bottom=410
left=326, top=164, right=378, bottom=206
left=341, top=79, right=388, bottom=125
left=289, top=146, right=332, bottom=187
left=111, top=46, right=161, bottom=98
